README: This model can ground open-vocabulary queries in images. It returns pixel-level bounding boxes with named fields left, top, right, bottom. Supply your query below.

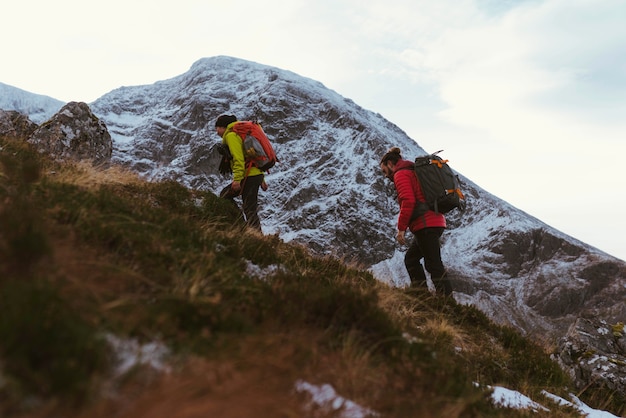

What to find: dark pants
left=404, top=227, right=452, bottom=295
left=219, top=174, right=263, bottom=231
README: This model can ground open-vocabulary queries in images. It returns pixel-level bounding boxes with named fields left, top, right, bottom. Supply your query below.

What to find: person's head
left=379, top=147, right=402, bottom=180
left=215, top=114, right=237, bottom=137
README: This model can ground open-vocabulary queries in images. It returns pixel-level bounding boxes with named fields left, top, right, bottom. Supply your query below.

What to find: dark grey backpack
left=414, top=150, right=466, bottom=214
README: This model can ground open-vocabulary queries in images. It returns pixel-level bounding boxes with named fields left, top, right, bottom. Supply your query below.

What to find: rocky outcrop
left=28, top=102, right=112, bottom=165
left=553, top=318, right=626, bottom=396
left=0, top=110, right=38, bottom=138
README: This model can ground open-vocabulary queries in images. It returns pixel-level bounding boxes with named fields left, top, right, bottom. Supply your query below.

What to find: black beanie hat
left=215, top=114, right=237, bottom=128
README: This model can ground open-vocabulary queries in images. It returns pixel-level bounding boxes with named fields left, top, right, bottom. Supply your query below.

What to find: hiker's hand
left=261, top=180, right=268, bottom=191
left=231, top=180, right=241, bottom=192
left=396, top=230, right=406, bottom=245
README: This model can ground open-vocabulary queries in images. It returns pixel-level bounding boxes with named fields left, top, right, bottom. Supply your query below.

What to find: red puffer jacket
left=393, top=159, right=446, bottom=232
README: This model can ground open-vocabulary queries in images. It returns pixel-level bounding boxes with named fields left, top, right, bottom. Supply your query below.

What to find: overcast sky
left=3, top=0, right=625, bottom=261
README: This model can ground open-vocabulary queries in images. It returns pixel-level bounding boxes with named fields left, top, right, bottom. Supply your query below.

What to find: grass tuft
left=0, top=279, right=108, bottom=403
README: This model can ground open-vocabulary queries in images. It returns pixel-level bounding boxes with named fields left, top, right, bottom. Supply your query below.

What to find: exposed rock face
left=554, top=318, right=626, bottom=395
left=0, top=109, right=38, bottom=138
left=28, top=102, right=112, bottom=165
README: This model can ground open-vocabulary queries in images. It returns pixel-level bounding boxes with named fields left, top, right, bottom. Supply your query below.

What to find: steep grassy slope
left=0, top=135, right=622, bottom=417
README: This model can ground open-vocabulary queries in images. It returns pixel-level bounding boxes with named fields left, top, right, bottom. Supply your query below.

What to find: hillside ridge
left=0, top=133, right=622, bottom=417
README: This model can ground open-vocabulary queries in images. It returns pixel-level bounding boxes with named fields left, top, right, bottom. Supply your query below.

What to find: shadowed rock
left=554, top=318, right=626, bottom=395
left=0, top=110, right=38, bottom=138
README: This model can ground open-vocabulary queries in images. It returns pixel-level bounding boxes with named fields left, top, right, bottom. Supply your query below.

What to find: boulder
left=0, top=109, right=38, bottom=138
left=553, top=317, right=626, bottom=395
left=28, top=101, right=112, bottom=165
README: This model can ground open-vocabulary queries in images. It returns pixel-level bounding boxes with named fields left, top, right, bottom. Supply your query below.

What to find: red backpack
left=231, top=121, right=278, bottom=172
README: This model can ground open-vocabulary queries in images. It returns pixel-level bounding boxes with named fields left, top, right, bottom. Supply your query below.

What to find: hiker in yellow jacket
left=215, top=114, right=266, bottom=231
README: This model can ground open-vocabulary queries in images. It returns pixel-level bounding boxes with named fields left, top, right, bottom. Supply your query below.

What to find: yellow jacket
left=222, top=122, right=263, bottom=181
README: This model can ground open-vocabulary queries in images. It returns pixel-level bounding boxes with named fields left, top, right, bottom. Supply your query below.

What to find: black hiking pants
left=220, top=174, right=263, bottom=231
left=404, top=227, right=452, bottom=295
left=241, top=174, right=263, bottom=230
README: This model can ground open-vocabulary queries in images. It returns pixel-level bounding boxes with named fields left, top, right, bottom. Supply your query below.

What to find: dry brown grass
left=375, top=282, right=433, bottom=325
left=420, top=317, right=472, bottom=352
left=46, top=160, right=143, bottom=189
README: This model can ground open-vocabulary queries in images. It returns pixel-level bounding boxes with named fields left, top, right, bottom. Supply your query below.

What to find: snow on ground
left=369, top=249, right=412, bottom=289
left=105, top=333, right=171, bottom=376
left=486, top=384, right=620, bottom=417
left=489, top=386, right=549, bottom=413
left=295, top=380, right=379, bottom=418
left=541, top=391, right=621, bottom=418
left=298, top=380, right=620, bottom=417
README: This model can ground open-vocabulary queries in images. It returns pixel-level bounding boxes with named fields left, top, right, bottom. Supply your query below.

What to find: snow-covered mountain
left=3, top=57, right=625, bottom=346
left=0, top=82, right=64, bottom=124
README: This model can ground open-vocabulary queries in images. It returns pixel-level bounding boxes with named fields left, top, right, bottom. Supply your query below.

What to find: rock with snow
left=553, top=318, right=626, bottom=395
left=28, top=101, right=112, bottom=165
left=0, top=109, right=38, bottom=138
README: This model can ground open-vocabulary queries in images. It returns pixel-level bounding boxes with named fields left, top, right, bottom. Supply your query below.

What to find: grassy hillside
left=0, top=134, right=621, bottom=417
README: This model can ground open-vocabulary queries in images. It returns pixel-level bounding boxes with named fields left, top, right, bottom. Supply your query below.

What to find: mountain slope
left=0, top=82, right=64, bottom=124
left=1, top=133, right=620, bottom=417
left=87, top=56, right=625, bottom=344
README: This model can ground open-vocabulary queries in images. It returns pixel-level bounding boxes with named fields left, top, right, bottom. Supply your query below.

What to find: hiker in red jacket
left=380, top=147, right=452, bottom=296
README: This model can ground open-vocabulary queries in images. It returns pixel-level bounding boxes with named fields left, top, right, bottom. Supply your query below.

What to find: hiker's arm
left=224, top=132, right=245, bottom=182
left=394, top=171, right=417, bottom=232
